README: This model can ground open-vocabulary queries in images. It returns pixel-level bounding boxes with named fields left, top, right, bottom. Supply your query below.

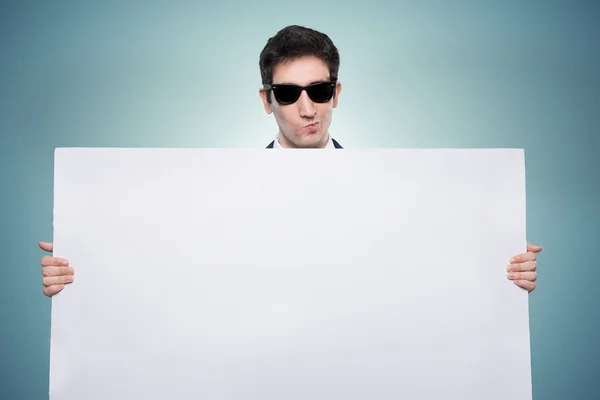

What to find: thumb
left=527, top=242, right=542, bottom=253
left=38, top=241, right=53, bottom=253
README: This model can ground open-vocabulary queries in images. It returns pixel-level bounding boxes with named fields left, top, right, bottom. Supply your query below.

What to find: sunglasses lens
left=271, top=82, right=335, bottom=105
left=306, top=82, right=334, bottom=103
left=273, top=86, right=301, bottom=105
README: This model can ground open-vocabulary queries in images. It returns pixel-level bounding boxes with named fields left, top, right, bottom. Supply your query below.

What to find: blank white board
left=49, top=148, right=531, bottom=400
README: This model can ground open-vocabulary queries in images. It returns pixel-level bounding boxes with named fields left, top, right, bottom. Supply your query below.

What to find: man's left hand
left=507, top=243, right=543, bottom=293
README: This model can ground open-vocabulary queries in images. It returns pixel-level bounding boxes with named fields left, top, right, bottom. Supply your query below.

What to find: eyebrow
left=275, top=79, right=329, bottom=86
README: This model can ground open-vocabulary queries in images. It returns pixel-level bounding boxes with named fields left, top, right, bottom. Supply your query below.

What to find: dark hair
left=259, top=25, right=340, bottom=102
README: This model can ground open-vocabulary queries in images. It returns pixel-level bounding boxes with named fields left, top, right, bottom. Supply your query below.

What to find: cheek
left=273, top=107, right=298, bottom=130
left=318, top=105, right=333, bottom=126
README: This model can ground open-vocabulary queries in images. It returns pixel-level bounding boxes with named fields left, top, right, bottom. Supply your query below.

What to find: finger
left=527, top=243, right=543, bottom=253
left=507, top=260, right=536, bottom=273
left=514, top=280, right=536, bottom=293
left=42, top=275, right=74, bottom=287
left=510, top=252, right=536, bottom=264
left=38, top=241, right=54, bottom=252
left=44, top=284, right=65, bottom=297
left=41, top=256, right=69, bottom=267
left=42, top=266, right=75, bottom=277
left=507, top=271, right=537, bottom=282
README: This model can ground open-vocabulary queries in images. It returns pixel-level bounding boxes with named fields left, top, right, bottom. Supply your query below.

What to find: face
left=260, top=56, right=342, bottom=148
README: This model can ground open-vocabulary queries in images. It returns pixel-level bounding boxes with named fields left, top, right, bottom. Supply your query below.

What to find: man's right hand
left=39, top=241, right=74, bottom=297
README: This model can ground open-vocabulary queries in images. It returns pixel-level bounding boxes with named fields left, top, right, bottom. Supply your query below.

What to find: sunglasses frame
left=264, top=81, right=337, bottom=105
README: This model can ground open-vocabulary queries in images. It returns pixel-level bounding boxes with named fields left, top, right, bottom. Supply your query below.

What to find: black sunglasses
left=264, top=81, right=337, bottom=105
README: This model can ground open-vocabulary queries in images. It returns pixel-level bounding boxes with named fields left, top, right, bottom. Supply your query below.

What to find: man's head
left=259, top=25, right=342, bottom=148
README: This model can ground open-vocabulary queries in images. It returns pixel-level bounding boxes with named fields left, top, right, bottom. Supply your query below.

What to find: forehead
left=272, top=56, right=330, bottom=85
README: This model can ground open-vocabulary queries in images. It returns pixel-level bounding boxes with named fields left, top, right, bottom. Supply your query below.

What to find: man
left=38, top=25, right=542, bottom=296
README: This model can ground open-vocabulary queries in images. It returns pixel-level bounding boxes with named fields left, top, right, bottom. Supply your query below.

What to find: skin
left=39, top=241, right=73, bottom=297
left=39, top=56, right=543, bottom=296
left=259, top=56, right=342, bottom=149
left=507, top=243, right=542, bottom=292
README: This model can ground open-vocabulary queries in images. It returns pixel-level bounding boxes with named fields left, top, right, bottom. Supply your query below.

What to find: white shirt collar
left=273, top=133, right=335, bottom=149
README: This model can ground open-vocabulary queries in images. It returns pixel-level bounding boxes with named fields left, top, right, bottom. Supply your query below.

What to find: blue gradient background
left=1, top=1, right=598, bottom=399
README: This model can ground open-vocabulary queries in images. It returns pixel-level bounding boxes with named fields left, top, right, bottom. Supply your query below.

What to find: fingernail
left=61, top=260, right=68, bottom=265
left=506, top=265, right=514, bottom=272
left=510, top=258, right=516, bottom=263
left=507, top=273, right=516, bottom=279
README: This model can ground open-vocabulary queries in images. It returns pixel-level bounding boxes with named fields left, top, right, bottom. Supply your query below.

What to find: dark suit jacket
left=266, top=138, right=343, bottom=149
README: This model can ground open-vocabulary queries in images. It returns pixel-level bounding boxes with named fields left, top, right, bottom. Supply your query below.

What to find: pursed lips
left=305, top=122, right=320, bottom=132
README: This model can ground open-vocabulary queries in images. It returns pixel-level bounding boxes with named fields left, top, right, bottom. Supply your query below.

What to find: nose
left=297, top=90, right=316, bottom=118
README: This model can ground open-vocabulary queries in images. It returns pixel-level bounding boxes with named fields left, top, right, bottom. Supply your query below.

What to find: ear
left=259, top=88, right=273, bottom=114
left=333, top=82, right=342, bottom=108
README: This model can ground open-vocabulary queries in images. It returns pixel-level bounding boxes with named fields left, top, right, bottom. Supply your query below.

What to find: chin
left=298, top=133, right=326, bottom=148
